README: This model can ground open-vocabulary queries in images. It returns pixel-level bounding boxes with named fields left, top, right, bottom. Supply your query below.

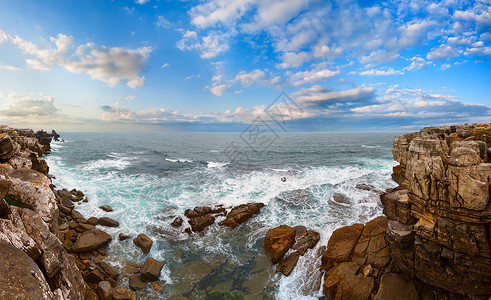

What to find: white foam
left=207, top=161, right=228, bottom=168
left=165, top=158, right=193, bottom=163
left=361, top=144, right=380, bottom=148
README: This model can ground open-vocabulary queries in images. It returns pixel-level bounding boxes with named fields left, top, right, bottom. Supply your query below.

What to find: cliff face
left=387, top=124, right=491, bottom=295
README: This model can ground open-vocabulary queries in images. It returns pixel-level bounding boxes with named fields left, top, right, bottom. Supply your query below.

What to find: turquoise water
left=46, top=132, right=399, bottom=299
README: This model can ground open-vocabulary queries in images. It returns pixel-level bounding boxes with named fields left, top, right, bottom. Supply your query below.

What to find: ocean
left=46, top=131, right=400, bottom=299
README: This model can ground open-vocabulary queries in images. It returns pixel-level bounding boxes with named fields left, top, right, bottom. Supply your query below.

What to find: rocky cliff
left=316, top=123, right=491, bottom=299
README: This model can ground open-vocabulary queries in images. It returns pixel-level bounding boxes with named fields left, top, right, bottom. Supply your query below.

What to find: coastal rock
left=323, top=262, right=375, bottom=300
left=133, top=233, right=153, bottom=253
left=112, top=286, right=132, bottom=300
left=332, top=193, right=351, bottom=205
left=292, top=230, right=320, bottom=255
left=0, top=133, right=15, bottom=161
left=141, top=257, right=164, bottom=282
left=373, top=273, right=418, bottom=300
left=71, top=229, right=112, bottom=253
left=321, top=223, right=363, bottom=270
left=99, top=205, right=113, bottom=212
left=218, top=202, right=264, bottom=228
left=171, top=216, right=183, bottom=227
left=129, top=275, right=146, bottom=291
left=263, top=225, right=296, bottom=264
left=97, top=261, right=119, bottom=280
left=98, top=216, right=120, bottom=227
left=276, top=252, right=300, bottom=276
left=0, top=240, right=54, bottom=300
left=6, top=168, right=58, bottom=232
left=8, top=155, right=32, bottom=169
left=188, top=215, right=215, bottom=232
left=0, top=206, right=40, bottom=259
left=97, top=281, right=113, bottom=300
left=118, top=233, right=131, bottom=241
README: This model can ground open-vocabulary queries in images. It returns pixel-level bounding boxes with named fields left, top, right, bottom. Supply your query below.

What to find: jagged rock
left=0, top=206, right=40, bottom=259
left=321, top=223, right=363, bottom=270
left=276, top=252, right=300, bottom=276
left=332, top=193, right=351, bottom=205
left=8, top=155, right=32, bottom=169
left=129, top=274, right=147, bottom=291
left=293, top=225, right=307, bottom=238
left=150, top=282, right=163, bottom=292
left=97, top=261, right=119, bottom=280
left=6, top=168, right=58, bottom=232
left=98, top=216, right=119, bottom=227
left=85, top=270, right=105, bottom=283
left=71, top=229, right=112, bottom=253
left=355, top=183, right=381, bottom=193
left=219, top=203, right=264, bottom=228
left=184, top=205, right=225, bottom=218
left=141, top=257, right=164, bottom=282
left=133, top=233, right=153, bottom=253
left=118, top=233, right=131, bottom=241
left=171, top=216, right=183, bottom=227
left=0, top=240, right=54, bottom=299
left=373, top=273, right=418, bottom=300
left=99, top=205, right=113, bottom=212
left=323, top=262, right=375, bottom=300
left=113, top=286, right=132, bottom=300
left=263, top=225, right=296, bottom=264
left=97, top=281, right=113, bottom=300
left=188, top=215, right=215, bottom=232
left=0, top=133, right=15, bottom=161
left=351, top=216, right=390, bottom=269
left=292, top=230, right=320, bottom=255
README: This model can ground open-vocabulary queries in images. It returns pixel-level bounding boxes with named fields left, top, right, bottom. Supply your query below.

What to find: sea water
left=46, top=132, right=400, bottom=299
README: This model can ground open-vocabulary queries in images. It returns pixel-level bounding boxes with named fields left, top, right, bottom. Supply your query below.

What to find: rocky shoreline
left=1, top=124, right=490, bottom=299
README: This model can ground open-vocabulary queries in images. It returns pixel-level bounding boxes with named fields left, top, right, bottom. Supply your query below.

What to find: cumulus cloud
left=0, top=93, right=58, bottom=117
left=3, top=31, right=151, bottom=88
left=404, top=55, right=429, bottom=70
left=289, top=68, right=340, bottom=85
left=359, top=68, right=403, bottom=76
left=427, top=44, right=461, bottom=60
left=177, top=30, right=230, bottom=59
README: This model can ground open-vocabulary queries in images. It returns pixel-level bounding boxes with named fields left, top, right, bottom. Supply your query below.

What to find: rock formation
left=318, top=123, right=491, bottom=299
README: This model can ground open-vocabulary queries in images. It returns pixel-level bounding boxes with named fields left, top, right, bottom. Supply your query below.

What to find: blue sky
left=0, top=0, right=490, bottom=132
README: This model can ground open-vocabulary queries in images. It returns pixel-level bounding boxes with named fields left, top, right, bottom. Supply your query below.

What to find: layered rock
left=388, top=124, right=491, bottom=296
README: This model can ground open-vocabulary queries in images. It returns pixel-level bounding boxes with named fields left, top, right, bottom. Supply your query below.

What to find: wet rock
left=171, top=216, right=183, bottom=227
left=188, top=215, right=215, bottom=232
left=85, top=269, right=105, bottom=283
left=61, top=197, right=75, bottom=209
left=71, top=229, right=112, bottom=253
left=133, top=233, right=153, bottom=253
left=118, top=233, right=131, bottom=241
left=97, top=281, right=113, bottom=300
left=292, top=230, right=320, bottom=255
left=263, top=225, right=296, bottom=264
left=98, top=217, right=120, bottom=227
left=87, top=216, right=99, bottom=226
left=373, top=273, right=418, bottom=300
left=141, top=257, right=164, bottom=282
left=85, top=289, right=99, bottom=300
left=293, top=225, right=307, bottom=238
left=97, top=261, right=119, bottom=280
left=151, top=282, right=163, bottom=292
left=99, top=205, right=113, bottom=212
left=323, top=262, right=375, bottom=300
left=121, top=261, right=140, bottom=276
left=171, top=261, right=212, bottom=294
left=219, top=202, right=264, bottom=228
left=276, top=252, right=300, bottom=276
left=332, top=193, right=351, bottom=205
left=129, top=274, right=147, bottom=291
left=113, top=286, right=132, bottom=300
left=0, top=240, right=54, bottom=299
left=355, top=183, right=381, bottom=193
left=321, top=223, right=363, bottom=270
left=76, top=223, right=95, bottom=232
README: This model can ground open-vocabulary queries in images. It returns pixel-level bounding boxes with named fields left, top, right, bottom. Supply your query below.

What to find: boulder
left=188, top=215, right=215, bottom=232
left=292, top=230, right=320, bottom=255
left=0, top=133, right=15, bottom=161
left=6, top=169, right=58, bottom=231
left=129, top=274, right=147, bottom=291
left=99, top=205, right=113, bottom=212
left=171, top=216, right=183, bottom=227
left=263, top=225, right=296, bottom=264
left=118, top=233, right=131, bottom=241
left=276, top=252, right=300, bottom=276
left=0, top=240, right=54, bottom=299
left=97, top=281, right=113, bottom=300
left=219, top=203, right=264, bottom=228
left=141, top=257, right=164, bottom=282
left=323, top=262, right=375, bottom=300
left=321, top=223, right=363, bottom=270
left=133, top=233, right=153, bottom=253
left=98, top=217, right=120, bottom=227
left=373, top=273, right=418, bottom=300
left=71, top=229, right=112, bottom=253
left=85, top=270, right=105, bottom=284
left=332, top=193, right=351, bottom=205
left=112, top=286, right=132, bottom=300
left=8, top=155, right=32, bottom=169
left=96, top=261, right=119, bottom=280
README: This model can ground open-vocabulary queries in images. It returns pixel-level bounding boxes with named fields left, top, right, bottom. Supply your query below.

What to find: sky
left=0, top=0, right=490, bottom=132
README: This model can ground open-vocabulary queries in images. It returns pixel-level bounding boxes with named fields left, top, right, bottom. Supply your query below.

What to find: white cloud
left=466, top=46, right=491, bottom=56
left=5, top=31, right=151, bottom=88
left=0, top=29, right=8, bottom=44
left=0, top=64, right=22, bottom=71
left=427, top=44, right=461, bottom=59
left=276, top=51, right=311, bottom=69
left=293, top=86, right=375, bottom=106
left=359, top=68, right=403, bottom=76
left=289, top=68, right=340, bottom=86
left=156, top=16, right=171, bottom=29
left=210, top=84, right=228, bottom=96
left=135, top=0, right=150, bottom=4
left=404, top=55, right=428, bottom=70
left=234, top=69, right=266, bottom=87
left=481, top=32, right=491, bottom=40
left=396, top=19, right=437, bottom=48
left=0, top=93, right=58, bottom=117
left=360, top=50, right=400, bottom=65
left=190, top=0, right=256, bottom=28
left=177, top=30, right=230, bottom=59
left=100, top=103, right=133, bottom=121
left=440, top=63, right=451, bottom=70
left=161, top=63, right=169, bottom=69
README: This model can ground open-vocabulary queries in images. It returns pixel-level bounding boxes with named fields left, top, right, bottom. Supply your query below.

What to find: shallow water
left=46, top=132, right=399, bottom=299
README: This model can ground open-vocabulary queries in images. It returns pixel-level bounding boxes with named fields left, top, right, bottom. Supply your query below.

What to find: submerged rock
left=263, top=225, right=296, bottom=264
left=276, top=189, right=310, bottom=206
left=276, top=252, right=300, bottom=276
left=332, top=193, right=351, bottom=205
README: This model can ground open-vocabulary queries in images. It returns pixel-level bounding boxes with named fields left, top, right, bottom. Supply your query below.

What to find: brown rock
left=188, top=215, right=215, bottom=232
left=85, top=269, right=105, bottom=283
left=113, top=286, right=132, bottom=300
left=96, top=261, right=119, bottom=280
left=276, top=252, right=300, bottom=276
left=98, top=217, right=119, bottom=228
left=129, top=274, right=147, bottom=291
left=151, top=282, right=163, bottom=292
left=373, top=273, right=418, bottom=300
left=87, top=217, right=99, bottom=225
left=292, top=230, right=320, bottom=255
left=133, top=233, right=153, bottom=253
left=0, top=133, right=15, bottom=161
left=218, top=203, right=264, bottom=228
left=323, top=261, right=375, bottom=300
left=141, top=257, right=164, bottom=282
left=97, top=281, right=113, bottom=300
left=263, top=225, right=296, bottom=264
left=99, top=205, right=113, bottom=212
left=85, top=289, right=99, bottom=300
left=332, top=193, right=351, bottom=205
left=118, top=233, right=131, bottom=241
left=71, top=229, right=112, bottom=253
left=171, top=216, right=183, bottom=227
left=321, top=223, right=363, bottom=270
left=293, top=225, right=307, bottom=238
